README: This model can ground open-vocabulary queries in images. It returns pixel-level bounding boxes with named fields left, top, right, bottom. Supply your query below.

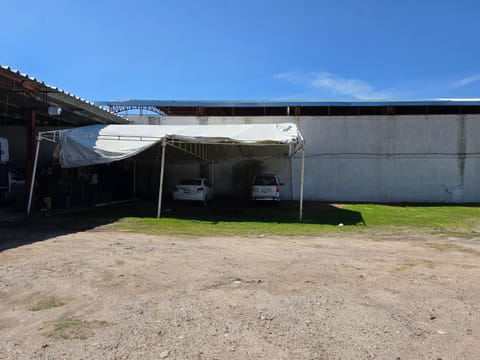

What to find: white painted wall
left=127, top=114, right=480, bottom=203
left=299, top=114, right=479, bottom=203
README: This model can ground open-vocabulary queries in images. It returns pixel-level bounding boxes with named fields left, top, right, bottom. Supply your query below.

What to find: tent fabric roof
left=42, top=123, right=303, bottom=168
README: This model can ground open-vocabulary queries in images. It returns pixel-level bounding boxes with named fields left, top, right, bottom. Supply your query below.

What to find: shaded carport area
left=0, top=66, right=127, bottom=217
left=30, top=123, right=306, bottom=219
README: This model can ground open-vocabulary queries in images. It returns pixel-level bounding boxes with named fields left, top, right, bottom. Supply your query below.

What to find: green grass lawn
left=344, top=204, right=480, bottom=228
left=22, top=200, right=480, bottom=238
left=88, top=201, right=480, bottom=238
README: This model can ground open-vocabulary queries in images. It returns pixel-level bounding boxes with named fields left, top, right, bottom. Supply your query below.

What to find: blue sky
left=2, top=0, right=480, bottom=101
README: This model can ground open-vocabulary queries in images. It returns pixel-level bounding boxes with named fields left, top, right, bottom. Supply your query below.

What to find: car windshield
left=253, top=176, right=277, bottom=186
left=179, top=179, right=202, bottom=186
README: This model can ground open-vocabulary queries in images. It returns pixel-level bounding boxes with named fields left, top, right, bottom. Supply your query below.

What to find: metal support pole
left=157, top=139, right=167, bottom=218
left=299, top=143, right=305, bottom=221
left=133, top=160, right=136, bottom=199
left=26, top=109, right=36, bottom=203
left=27, top=138, right=41, bottom=215
left=290, top=157, right=295, bottom=200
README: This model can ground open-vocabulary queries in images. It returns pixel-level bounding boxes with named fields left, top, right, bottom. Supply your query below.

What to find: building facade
left=118, top=100, right=480, bottom=203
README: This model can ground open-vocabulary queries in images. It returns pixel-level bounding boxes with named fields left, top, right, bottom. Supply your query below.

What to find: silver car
left=250, top=174, right=282, bottom=202
left=173, top=178, right=214, bottom=205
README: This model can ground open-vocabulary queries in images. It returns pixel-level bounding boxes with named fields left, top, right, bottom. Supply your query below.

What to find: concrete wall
left=299, top=114, right=480, bottom=202
left=120, top=114, right=480, bottom=203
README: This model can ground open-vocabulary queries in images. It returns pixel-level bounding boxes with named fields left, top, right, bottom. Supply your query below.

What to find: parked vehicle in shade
left=250, top=174, right=283, bottom=202
left=173, top=178, right=214, bottom=205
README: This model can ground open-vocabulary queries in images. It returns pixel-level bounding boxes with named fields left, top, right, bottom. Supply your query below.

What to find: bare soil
left=1, top=226, right=479, bottom=359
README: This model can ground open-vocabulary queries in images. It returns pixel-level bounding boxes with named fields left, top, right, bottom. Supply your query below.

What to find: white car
left=173, top=178, right=214, bottom=205
left=250, top=174, right=283, bottom=202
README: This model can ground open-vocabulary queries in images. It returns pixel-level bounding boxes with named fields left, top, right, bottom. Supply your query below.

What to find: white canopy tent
left=28, top=123, right=306, bottom=219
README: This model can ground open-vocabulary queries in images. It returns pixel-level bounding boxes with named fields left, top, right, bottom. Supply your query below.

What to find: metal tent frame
left=27, top=128, right=306, bottom=220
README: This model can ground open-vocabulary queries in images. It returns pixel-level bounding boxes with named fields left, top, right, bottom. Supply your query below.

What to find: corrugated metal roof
left=0, top=66, right=128, bottom=124
left=96, top=98, right=480, bottom=108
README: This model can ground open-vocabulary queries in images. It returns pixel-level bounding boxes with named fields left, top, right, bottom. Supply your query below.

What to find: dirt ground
left=1, top=225, right=479, bottom=359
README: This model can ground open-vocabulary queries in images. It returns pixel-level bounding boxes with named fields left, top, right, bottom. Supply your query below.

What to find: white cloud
left=274, top=72, right=306, bottom=85
left=275, top=71, right=393, bottom=99
left=452, top=74, right=480, bottom=88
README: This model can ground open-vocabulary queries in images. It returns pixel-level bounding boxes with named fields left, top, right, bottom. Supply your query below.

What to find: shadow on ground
left=0, top=198, right=364, bottom=252
left=162, top=197, right=365, bottom=226
left=0, top=200, right=145, bottom=252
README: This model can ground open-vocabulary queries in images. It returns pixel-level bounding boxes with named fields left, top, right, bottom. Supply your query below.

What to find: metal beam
left=27, top=138, right=41, bottom=215
left=26, top=108, right=36, bottom=210
left=299, top=143, right=305, bottom=221
left=167, top=139, right=213, bottom=163
left=107, top=104, right=165, bottom=116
